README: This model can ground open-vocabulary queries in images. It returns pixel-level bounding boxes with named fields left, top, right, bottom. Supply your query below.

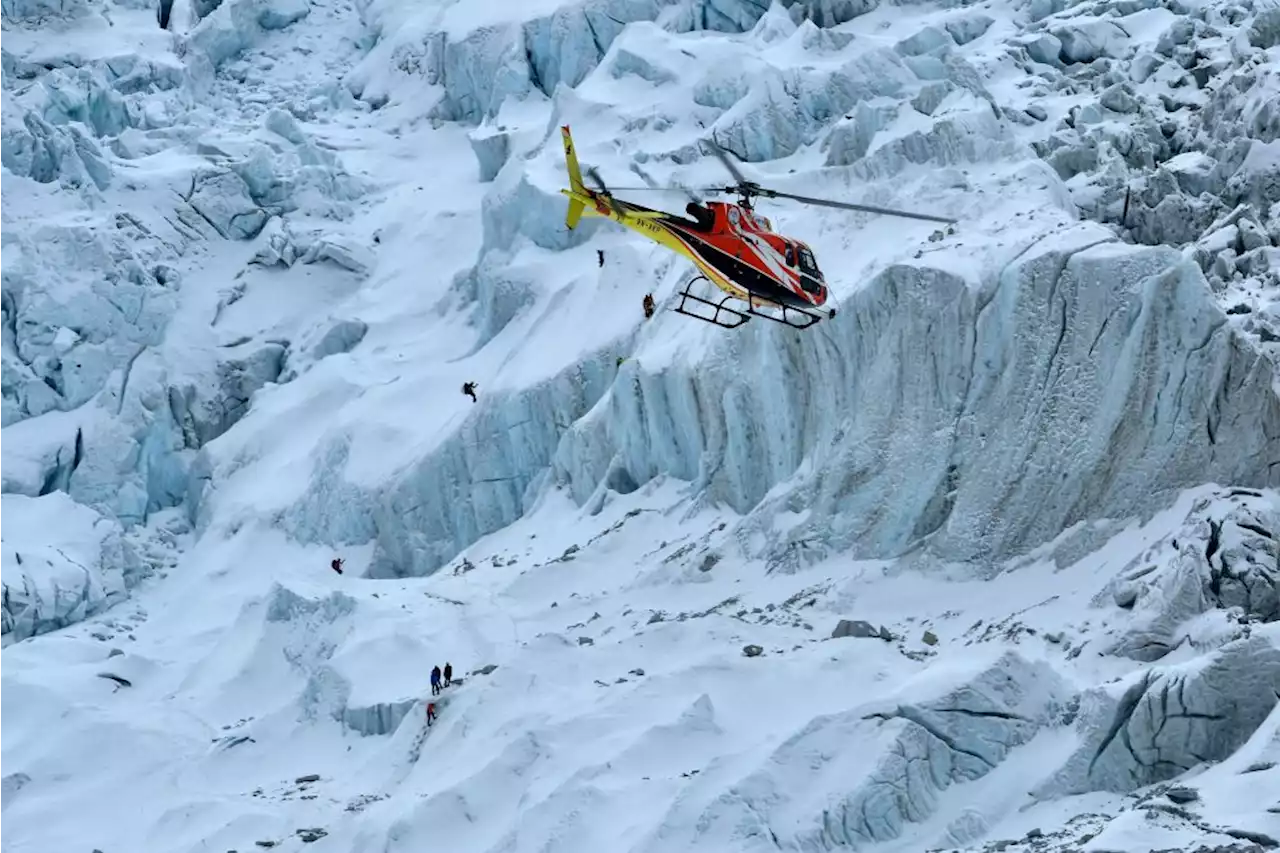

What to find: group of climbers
left=430, top=662, right=453, bottom=693
left=325, top=555, right=455, bottom=727
left=426, top=662, right=454, bottom=726
left=325, top=558, right=457, bottom=729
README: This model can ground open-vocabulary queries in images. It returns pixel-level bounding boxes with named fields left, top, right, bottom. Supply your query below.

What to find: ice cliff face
left=561, top=228, right=1277, bottom=568
left=2, top=0, right=374, bottom=637
left=309, top=218, right=1277, bottom=579
left=0, top=492, right=140, bottom=641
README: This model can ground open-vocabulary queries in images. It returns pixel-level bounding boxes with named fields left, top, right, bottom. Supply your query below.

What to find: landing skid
left=672, top=275, right=833, bottom=331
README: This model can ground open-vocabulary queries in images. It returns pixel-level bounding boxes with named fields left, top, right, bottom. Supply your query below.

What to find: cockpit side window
left=785, top=245, right=796, bottom=266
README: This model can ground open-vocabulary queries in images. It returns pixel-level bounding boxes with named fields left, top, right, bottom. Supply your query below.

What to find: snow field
left=4, top=480, right=1279, bottom=852
left=4, top=0, right=1280, bottom=849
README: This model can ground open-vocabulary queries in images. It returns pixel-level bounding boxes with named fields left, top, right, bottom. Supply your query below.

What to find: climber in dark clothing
left=462, top=381, right=477, bottom=403
left=597, top=249, right=605, bottom=267
left=430, top=665, right=442, bottom=695
left=642, top=293, right=655, bottom=319
left=443, top=662, right=453, bottom=687
left=330, top=558, right=344, bottom=575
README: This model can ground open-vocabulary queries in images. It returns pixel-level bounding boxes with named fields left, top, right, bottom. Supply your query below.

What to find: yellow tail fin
left=561, top=125, right=587, bottom=229
left=565, top=198, right=586, bottom=230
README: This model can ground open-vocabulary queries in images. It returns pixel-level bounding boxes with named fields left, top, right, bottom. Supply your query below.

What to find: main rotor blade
left=614, top=167, right=708, bottom=203
left=769, top=190, right=957, bottom=224
left=665, top=178, right=709, bottom=204
left=587, top=165, right=684, bottom=194
left=585, top=166, right=609, bottom=193
left=704, top=137, right=750, bottom=187
left=585, top=166, right=628, bottom=216
left=612, top=186, right=709, bottom=204
left=628, top=163, right=661, bottom=190
left=594, top=186, right=684, bottom=192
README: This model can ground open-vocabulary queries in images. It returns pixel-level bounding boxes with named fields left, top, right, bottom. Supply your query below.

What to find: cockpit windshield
left=797, top=246, right=822, bottom=279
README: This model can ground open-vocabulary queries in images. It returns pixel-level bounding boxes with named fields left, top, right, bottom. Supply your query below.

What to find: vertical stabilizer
left=561, top=125, right=587, bottom=229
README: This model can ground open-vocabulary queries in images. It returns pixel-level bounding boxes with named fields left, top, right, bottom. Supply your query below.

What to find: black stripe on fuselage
left=658, top=218, right=814, bottom=311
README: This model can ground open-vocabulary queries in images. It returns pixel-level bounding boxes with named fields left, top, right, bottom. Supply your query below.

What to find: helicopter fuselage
left=559, top=129, right=829, bottom=316
left=568, top=192, right=830, bottom=313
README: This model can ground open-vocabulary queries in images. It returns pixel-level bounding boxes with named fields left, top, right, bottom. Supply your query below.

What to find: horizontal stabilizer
left=566, top=196, right=586, bottom=229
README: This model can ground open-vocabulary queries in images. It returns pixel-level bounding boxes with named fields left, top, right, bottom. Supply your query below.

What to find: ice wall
left=343, top=0, right=876, bottom=124
left=527, top=234, right=1266, bottom=572
left=345, top=0, right=689, bottom=119
left=272, top=216, right=1277, bottom=578
left=0, top=492, right=142, bottom=643
left=645, top=652, right=1072, bottom=851
left=1036, top=631, right=1280, bottom=797
left=2, top=0, right=365, bottom=642
left=275, top=350, right=622, bottom=577
left=716, top=231, right=1278, bottom=566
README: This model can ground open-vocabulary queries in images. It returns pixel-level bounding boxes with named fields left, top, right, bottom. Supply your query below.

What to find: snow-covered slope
left=4, top=0, right=1280, bottom=849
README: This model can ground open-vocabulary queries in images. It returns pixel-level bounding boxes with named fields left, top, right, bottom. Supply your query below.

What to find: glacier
left=3, top=0, right=1280, bottom=850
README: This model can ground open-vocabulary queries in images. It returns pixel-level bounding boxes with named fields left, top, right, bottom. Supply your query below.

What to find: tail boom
left=556, top=124, right=744, bottom=305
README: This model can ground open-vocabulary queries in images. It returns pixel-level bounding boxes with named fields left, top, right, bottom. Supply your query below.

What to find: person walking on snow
left=426, top=701, right=437, bottom=726
left=430, top=665, right=442, bottom=695
left=462, top=381, right=478, bottom=403
left=443, top=662, right=453, bottom=688
left=597, top=249, right=605, bottom=268
left=642, top=293, right=655, bottom=319
left=330, top=557, right=344, bottom=575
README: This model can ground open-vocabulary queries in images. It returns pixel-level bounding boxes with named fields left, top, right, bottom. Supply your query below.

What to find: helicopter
left=559, top=125, right=956, bottom=331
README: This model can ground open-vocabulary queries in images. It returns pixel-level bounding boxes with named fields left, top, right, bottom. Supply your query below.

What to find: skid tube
left=672, top=275, right=832, bottom=331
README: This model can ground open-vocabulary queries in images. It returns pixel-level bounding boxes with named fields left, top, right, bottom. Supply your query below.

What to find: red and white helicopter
left=560, top=125, right=955, bottom=330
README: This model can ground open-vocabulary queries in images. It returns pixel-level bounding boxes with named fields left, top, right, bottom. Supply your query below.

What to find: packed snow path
left=3, top=0, right=1280, bottom=850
